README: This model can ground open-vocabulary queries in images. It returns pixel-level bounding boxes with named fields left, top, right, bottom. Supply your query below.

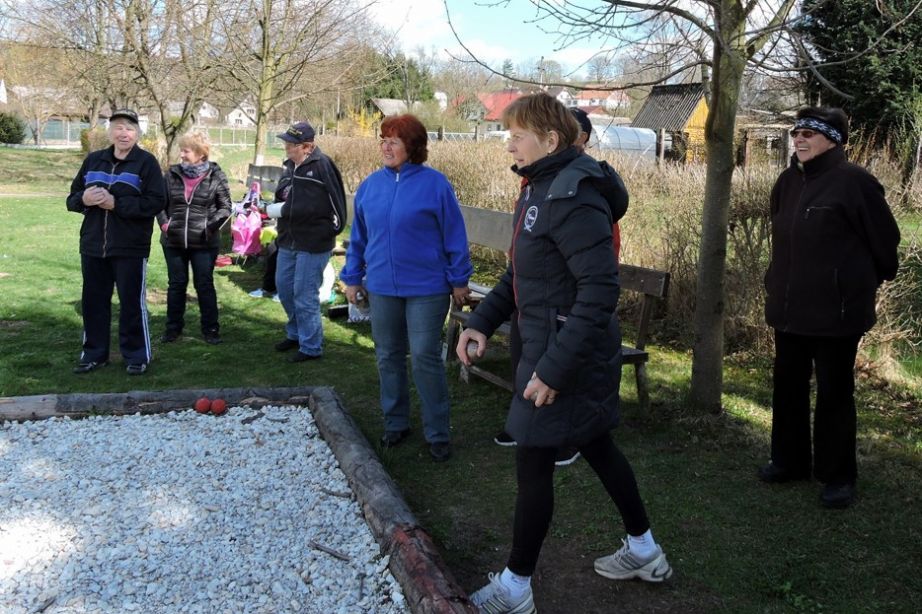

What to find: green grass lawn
left=1, top=148, right=921, bottom=612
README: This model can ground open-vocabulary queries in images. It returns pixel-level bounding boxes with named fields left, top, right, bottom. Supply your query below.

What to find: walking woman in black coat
left=157, top=132, right=232, bottom=345
left=457, top=94, right=671, bottom=614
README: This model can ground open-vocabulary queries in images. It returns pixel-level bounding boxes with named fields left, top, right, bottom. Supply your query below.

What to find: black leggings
left=506, top=433, right=650, bottom=576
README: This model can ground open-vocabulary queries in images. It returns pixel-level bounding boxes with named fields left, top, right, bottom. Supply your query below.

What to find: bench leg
left=634, top=362, right=650, bottom=411
left=459, top=363, right=471, bottom=384
left=444, top=317, right=461, bottom=365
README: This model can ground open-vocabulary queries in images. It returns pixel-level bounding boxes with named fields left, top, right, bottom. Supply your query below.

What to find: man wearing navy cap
left=264, top=121, right=347, bottom=362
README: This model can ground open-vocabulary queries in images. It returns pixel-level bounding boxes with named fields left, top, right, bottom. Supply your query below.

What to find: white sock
left=499, top=567, right=531, bottom=599
left=627, top=529, right=657, bottom=559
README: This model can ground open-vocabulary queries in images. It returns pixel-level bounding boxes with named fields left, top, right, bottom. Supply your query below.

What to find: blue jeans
left=276, top=248, right=330, bottom=356
left=369, top=292, right=451, bottom=443
left=162, top=245, right=220, bottom=335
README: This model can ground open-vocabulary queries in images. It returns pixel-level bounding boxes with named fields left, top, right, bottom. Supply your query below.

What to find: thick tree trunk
left=689, top=3, right=747, bottom=414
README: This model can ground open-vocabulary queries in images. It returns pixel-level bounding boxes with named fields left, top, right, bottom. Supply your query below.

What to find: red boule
left=210, top=398, right=227, bottom=415
left=194, top=397, right=211, bottom=413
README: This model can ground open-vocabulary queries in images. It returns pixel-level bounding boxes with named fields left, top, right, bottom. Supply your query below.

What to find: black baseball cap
left=277, top=121, right=316, bottom=144
left=109, top=109, right=140, bottom=124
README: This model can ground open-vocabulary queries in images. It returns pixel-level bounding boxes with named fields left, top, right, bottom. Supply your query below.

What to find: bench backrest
left=246, top=164, right=284, bottom=196
left=458, top=204, right=669, bottom=350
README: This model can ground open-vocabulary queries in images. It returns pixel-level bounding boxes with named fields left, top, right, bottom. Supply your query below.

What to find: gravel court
left=0, top=404, right=408, bottom=614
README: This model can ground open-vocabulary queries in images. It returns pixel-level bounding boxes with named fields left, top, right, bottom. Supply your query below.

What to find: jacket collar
left=792, top=146, right=846, bottom=177
left=105, top=144, right=143, bottom=162
left=513, top=147, right=580, bottom=182
left=382, top=161, right=424, bottom=178
left=283, top=146, right=324, bottom=171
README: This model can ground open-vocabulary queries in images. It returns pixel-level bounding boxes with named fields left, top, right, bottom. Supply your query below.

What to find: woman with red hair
left=341, top=114, right=472, bottom=462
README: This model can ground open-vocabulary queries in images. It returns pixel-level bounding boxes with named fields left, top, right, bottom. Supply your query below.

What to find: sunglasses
left=789, top=129, right=818, bottom=139
left=286, top=127, right=303, bottom=137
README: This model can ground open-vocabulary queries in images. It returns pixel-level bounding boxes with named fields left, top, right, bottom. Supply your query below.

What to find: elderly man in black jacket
left=265, top=121, right=347, bottom=362
left=758, top=107, right=900, bottom=509
left=66, top=109, right=166, bottom=375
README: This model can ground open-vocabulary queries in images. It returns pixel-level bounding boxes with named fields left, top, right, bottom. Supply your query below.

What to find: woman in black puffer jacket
left=457, top=95, right=672, bottom=613
left=156, top=132, right=232, bottom=344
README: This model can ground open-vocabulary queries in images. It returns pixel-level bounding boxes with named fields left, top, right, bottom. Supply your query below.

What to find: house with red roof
left=476, top=89, right=524, bottom=131
left=573, top=87, right=630, bottom=111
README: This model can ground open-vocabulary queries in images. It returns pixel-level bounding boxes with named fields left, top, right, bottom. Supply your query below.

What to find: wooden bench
left=444, top=205, right=670, bottom=410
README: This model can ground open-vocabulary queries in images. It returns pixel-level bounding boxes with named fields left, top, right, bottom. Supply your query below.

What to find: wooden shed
left=631, top=83, right=708, bottom=162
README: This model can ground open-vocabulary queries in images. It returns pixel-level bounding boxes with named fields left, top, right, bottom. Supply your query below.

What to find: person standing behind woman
left=66, top=109, right=166, bottom=375
left=267, top=121, right=347, bottom=362
left=758, top=107, right=900, bottom=509
left=157, top=132, right=232, bottom=345
left=340, top=114, right=472, bottom=463
left=457, top=94, right=671, bottom=613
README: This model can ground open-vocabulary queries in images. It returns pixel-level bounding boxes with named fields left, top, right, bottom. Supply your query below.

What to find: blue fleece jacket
left=340, top=163, right=473, bottom=297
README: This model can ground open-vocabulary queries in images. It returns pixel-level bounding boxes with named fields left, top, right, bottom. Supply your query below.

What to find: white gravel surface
left=0, top=405, right=408, bottom=614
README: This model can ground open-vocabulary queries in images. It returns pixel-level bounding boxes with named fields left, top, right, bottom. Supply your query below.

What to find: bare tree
left=0, top=42, right=74, bottom=144
left=215, top=0, right=375, bottom=164
left=3, top=0, right=226, bottom=162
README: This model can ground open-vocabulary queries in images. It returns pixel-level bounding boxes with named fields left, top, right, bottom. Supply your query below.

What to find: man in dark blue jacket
left=66, top=109, right=166, bottom=375
left=265, top=121, right=347, bottom=362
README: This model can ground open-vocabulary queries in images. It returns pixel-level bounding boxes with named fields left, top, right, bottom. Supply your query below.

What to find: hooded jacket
left=765, top=147, right=900, bottom=336
left=157, top=162, right=232, bottom=250
left=340, top=162, right=473, bottom=297
left=465, top=147, right=623, bottom=447
left=66, top=144, right=166, bottom=258
left=274, top=147, right=347, bottom=253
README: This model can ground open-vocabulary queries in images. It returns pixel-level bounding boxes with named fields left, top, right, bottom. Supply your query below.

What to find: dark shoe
left=757, top=462, right=810, bottom=484
left=820, top=482, right=855, bottom=509
left=126, top=363, right=148, bottom=375
left=380, top=428, right=411, bottom=448
left=493, top=430, right=517, bottom=447
left=430, top=442, right=451, bottom=462
left=287, top=351, right=321, bottom=363
left=73, top=360, right=108, bottom=374
left=161, top=330, right=181, bottom=343
left=274, top=338, right=298, bottom=352
left=203, top=332, right=222, bottom=345
left=554, top=447, right=581, bottom=467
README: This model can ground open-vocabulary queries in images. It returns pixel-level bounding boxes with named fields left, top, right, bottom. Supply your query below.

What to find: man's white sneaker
left=594, top=538, right=673, bottom=582
left=469, top=572, right=536, bottom=614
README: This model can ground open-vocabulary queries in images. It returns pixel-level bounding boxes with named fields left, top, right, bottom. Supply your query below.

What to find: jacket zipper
left=181, top=169, right=210, bottom=249
left=102, top=161, right=119, bottom=257
left=389, top=170, right=400, bottom=292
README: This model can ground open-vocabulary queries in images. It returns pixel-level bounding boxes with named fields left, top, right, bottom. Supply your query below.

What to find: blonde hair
left=177, top=131, right=211, bottom=160
left=502, top=94, right=579, bottom=154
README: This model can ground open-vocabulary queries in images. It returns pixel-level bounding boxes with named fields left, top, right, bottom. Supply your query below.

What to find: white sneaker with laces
left=594, top=538, right=673, bottom=582
left=470, top=572, right=536, bottom=614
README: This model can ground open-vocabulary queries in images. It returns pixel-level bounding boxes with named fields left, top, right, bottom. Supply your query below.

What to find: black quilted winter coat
left=465, top=148, right=623, bottom=448
left=158, top=162, right=233, bottom=250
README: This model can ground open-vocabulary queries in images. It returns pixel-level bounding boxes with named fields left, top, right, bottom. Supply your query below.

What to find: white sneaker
left=248, top=289, right=267, bottom=298
left=594, top=538, right=673, bottom=582
left=470, top=572, right=536, bottom=613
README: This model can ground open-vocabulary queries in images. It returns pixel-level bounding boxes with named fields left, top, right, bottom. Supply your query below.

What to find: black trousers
left=79, top=254, right=151, bottom=366
left=771, top=329, right=862, bottom=485
left=163, top=245, right=220, bottom=335
left=506, top=433, right=650, bottom=576
left=262, top=241, right=278, bottom=293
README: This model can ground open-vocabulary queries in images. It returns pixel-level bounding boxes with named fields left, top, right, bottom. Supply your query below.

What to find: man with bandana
left=758, top=107, right=900, bottom=509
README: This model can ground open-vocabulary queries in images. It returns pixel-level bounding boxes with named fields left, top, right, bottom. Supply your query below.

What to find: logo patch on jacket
left=523, top=205, right=539, bottom=232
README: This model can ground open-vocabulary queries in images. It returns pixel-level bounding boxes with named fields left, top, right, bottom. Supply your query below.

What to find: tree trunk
left=689, top=3, right=747, bottom=414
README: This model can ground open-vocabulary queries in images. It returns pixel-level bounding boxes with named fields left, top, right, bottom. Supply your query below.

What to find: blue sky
left=369, top=0, right=606, bottom=77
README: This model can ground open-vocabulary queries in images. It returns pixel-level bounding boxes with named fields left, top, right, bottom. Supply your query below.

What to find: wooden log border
left=0, top=387, right=476, bottom=614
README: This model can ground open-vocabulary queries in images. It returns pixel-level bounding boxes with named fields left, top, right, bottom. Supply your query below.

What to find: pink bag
left=231, top=209, right=262, bottom=256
